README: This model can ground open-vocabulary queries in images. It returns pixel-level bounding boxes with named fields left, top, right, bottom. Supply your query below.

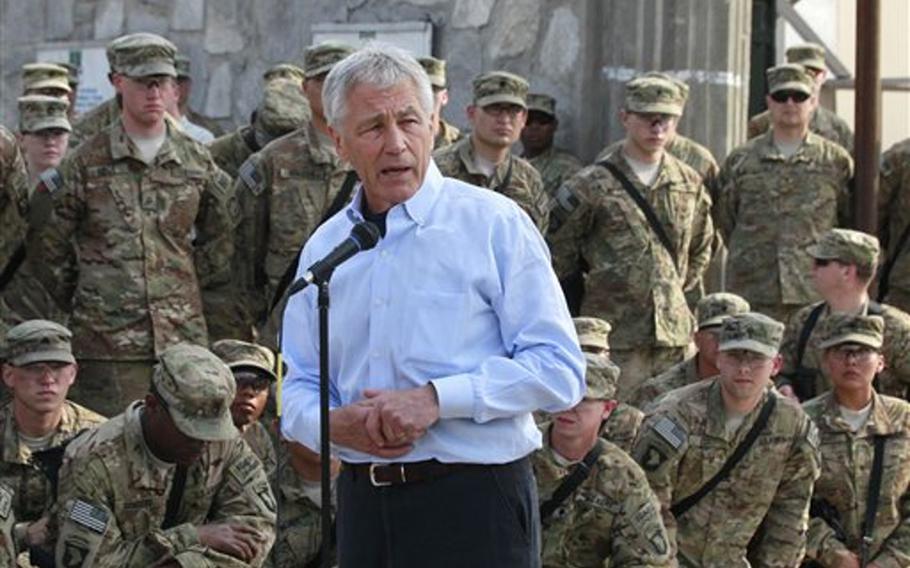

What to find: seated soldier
left=803, top=314, right=910, bottom=567
left=0, top=320, right=104, bottom=554
left=53, top=343, right=276, bottom=567
left=533, top=354, right=671, bottom=567
left=212, top=339, right=277, bottom=477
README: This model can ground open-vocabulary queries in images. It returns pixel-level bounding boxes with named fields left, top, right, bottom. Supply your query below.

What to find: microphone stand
left=317, top=277, right=333, bottom=568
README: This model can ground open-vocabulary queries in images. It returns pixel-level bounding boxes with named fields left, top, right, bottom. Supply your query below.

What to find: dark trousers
left=337, top=456, right=540, bottom=568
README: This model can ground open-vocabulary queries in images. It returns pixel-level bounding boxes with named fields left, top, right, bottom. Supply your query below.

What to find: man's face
left=766, top=90, right=814, bottom=130
left=716, top=349, right=781, bottom=402
left=431, top=87, right=448, bottom=122
left=821, top=343, right=884, bottom=395
left=144, top=395, right=206, bottom=466
left=331, top=80, right=433, bottom=213
left=230, top=369, right=270, bottom=429
left=19, top=129, right=69, bottom=173
left=552, top=399, right=611, bottom=438
left=176, top=77, right=192, bottom=107
left=520, top=111, right=557, bottom=154
left=810, top=257, right=848, bottom=298
left=303, top=75, right=327, bottom=121
left=2, top=360, right=76, bottom=415
left=113, top=74, right=175, bottom=127
left=693, top=328, right=721, bottom=366
left=467, top=102, right=527, bottom=150
left=620, top=110, right=677, bottom=157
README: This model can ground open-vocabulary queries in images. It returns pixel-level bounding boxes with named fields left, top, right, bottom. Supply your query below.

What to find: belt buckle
left=369, top=463, right=406, bottom=487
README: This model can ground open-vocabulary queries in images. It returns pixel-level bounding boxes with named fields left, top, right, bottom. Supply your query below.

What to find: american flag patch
left=39, top=168, right=63, bottom=194
left=239, top=160, right=262, bottom=194
left=653, top=417, right=686, bottom=449
left=69, top=499, right=109, bottom=534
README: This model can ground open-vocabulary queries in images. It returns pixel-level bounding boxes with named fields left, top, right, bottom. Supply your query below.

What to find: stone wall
left=0, top=0, right=751, bottom=161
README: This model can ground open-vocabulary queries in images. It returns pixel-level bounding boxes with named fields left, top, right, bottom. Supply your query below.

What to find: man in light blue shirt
left=280, top=46, right=585, bottom=568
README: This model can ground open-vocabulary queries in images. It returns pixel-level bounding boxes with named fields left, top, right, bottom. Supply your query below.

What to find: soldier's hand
left=25, top=517, right=49, bottom=547
left=197, top=523, right=265, bottom=563
left=830, top=550, right=860, bottom=568
left=777, top=384, right=799, bottom=401
left=329, top=404, right=413, bottom=458
left=362, top=384, right=439, bottom=446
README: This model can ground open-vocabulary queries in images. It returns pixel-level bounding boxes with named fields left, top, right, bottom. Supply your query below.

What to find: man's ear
left=328, top=125, right=348, bottom=162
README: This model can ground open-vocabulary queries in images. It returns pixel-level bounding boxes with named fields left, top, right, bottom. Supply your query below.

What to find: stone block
left=205, top=0, right=245, bottom=54
left=204, top=62, right=233, bottom=118
left=3, top=0, right=45, bottom=44
left=486, top=0, right=540, bottom=61
left=171, top=0, right=205, bottom=31
left=126, top=0, right=169, bottom=35
left=47, top=0, right=75, bottom=39
left=537, top=6, right=580, bottom=80
left=452, top=0, right=495, bottom=29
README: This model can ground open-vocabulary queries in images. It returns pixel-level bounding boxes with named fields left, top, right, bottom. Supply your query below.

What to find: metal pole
left=853, top=0, right=881, bottom=234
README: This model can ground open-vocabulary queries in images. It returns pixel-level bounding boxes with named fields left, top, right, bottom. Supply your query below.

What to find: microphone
left=287, top=221, right=381, bottom=295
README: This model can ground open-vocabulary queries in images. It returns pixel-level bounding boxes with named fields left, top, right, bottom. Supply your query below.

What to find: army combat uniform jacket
left=597, top=135, right=719, bottom=186
left=0, top=126, right=29, bottom=275
left=549, top=150, right=713, bottom=350
left=526, top=145, right=583, bottom=202
left=633, top=356, right=701, bottom=411
left=433, top=136, right=550, bottom=233
left=803, top=392, right=910, bottom=568
left=27, top=119, right=234, bottom=361
left=632, top=381, right=821, bottom=567
left=533, top=424, right=672, bottom=568
left=433, top=119, right=462, bottom=150
left=208, top=126, right=262, bottom=180
left=600, top=403, right=643, bottom=454
left=54, top=402, right=276, bottom=567
left=878, top=137, right=910, bottom=312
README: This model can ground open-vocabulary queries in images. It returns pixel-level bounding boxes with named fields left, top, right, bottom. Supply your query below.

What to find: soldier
left=174, top=54, right=221, bottom=142
left=418, top=56, right=462, bottom=150
left=533, top=352, right=672, bottom=567
left=232, top=42, right=355, bottom=345
left=778, top=229, right=910, bottom=402
left=632, top=312, right=820, bottom=566
left=433, top=71, right=550, bottom=232
left=715, top=64, right=853, bottom=323
left=67, top=38, right=126, bottom=149
left=802, top=314, right=910, bottom=567
left=208, top=78, right=311, bottom=179
left=877, top=136, right=910, bottom=313
left=549, top=75, right=714, bottom=400
left=0, top=126, right=31, bottom=303
left=15, top=95, right=71, bottom=187
left=211, top=339, right=277, bottom=476
left=521, top=93, right=583, bottom=202
left=748, top=43, right=854, bottom=154
left=634, top=292, right=751, bottom=410
left=0, top=320, right=105, bottom=554
left=26, top=32, right=235, bottom=417
left=20, top=63, right=72, bottom=100
left=573, top=317, right=643, bottom=452
left=52, top=343, right=276, bottom=567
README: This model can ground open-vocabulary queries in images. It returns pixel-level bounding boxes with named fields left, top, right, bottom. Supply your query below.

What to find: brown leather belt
left=347, top=460, right=478, bottom=487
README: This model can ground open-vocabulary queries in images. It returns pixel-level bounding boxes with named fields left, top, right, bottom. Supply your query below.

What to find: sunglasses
left=770, top=90, right=811, bottom=104
left=813, top=258, right=833, bottom=267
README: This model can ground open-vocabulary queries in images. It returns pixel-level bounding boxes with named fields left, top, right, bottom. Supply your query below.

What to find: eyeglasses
left=127, top=75, right=175, bottom=91
left=15, top=361, right=71, bottom=380
left=770, top=90, right=811, bottom=104
left=830, top=345, right=879, bottom=362
left=481, top=104, right=525, bottom=118
left=236, top=376, right=271, bottom=393
left=722, top=349, right=771, bottom=368
left=630, top=112, right=678, bottom=129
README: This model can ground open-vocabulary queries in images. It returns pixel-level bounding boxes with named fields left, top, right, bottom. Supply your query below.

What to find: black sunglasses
left=770, top=90, right=811, bottom=104
left=813, top=258, right=832, bottom=267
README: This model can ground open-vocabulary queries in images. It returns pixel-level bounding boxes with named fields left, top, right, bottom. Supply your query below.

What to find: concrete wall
left=0, top=0, right=751, bottom=162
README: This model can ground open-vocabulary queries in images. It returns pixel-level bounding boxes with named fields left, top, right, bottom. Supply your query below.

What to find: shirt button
left=374, top=299, right=383, bottom=307
left=380, top=250, right=388, bottom=258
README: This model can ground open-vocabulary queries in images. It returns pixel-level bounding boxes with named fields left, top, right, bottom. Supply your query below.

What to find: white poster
left=37, top=44, right=114, bottom=116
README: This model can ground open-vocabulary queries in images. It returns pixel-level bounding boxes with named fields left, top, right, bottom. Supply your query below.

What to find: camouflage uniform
left=271, top=455, right=324, bottom=567
left=522, top=93, right=583, bottom=201
left=0, top=125, right=29, bottom=288
left=632, top=313, right=820, bottom=567
left=417, top=56, right=463, bottom=151
left=878, top=137, right=910, bottom=313
left=68, top=97, right=120, bottom=150
left=597, top=134, right=718, bottom=186
left=434, top=119, right=462, bottom=150
left=533, top=429, right=671, bottom=567
left=747, top=106, right=853, bottom=155
left=27, top=35, right=235, bottom=417
left=53, top=344, right=277, bottom=567
left=0, top=484, right=14, bottom=565
left=600, top=403, right=643, bottom=454
left=243, top=422, right=276, bottom=478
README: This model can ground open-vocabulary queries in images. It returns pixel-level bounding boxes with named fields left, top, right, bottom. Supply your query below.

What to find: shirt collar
left=345, top=160, right=442, bottom=229
left=109, top=118, right=182, bottom=166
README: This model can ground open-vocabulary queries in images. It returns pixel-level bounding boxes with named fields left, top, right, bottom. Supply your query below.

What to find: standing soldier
left=27, top=32, right=235, bottom=417
left=0, top=320, right=105, bottom=554
left=549, top=75, right=714, bottom=400
left=778, top=229, right=910, bottom=401
left=418, top=56, right=462, bottom=150
left=0, top=126, right=29, bottom=297
left=521, top=93, right=583, bottom=201
left=877, top=135, right=910, bottom=313
left=433, top=71, right=550, bottom=232
left=55, top=62, right=81, bottom=120
left=748, top=43, right=854, bottom=154
left=15, top=96, right=71, bottom=187
left=67, top=38, right=127, bottom=149
left=634, top=292, right=751, bottom=409
left=715, top=64, right=853, bottom=323
left=803, top=314, right=910, bottom=568
left=632, top=312, right=821, bottom=566
left=533, top=357, right=672, bottom=568
left=233, top=42, right=356, bottom=345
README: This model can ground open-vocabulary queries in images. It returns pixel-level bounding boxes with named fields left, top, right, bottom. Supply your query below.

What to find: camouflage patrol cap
left=584, top=354, right=620, bottom=400
left=719, top=312, right=785, bottom=358
left=766, top=63, right=813, bottom=96
left=304, top=42, right=356, bottom=78
left=254, top=78, right=311, bottom=136
left=526, top=93, right=556, bottom=117
left=418, top=56, right=447, bottom=89
left=696, top=292, right=751, bottom=330
left=786, top=43, right=826, bottom=72
left=21, top=63, right=72, bottom=95
left=18, top=95, right=71, bottom=133
left=818, top=314, right=884, bottom=350
left=263, top=63, right=306, bottom=83
left=211, top=339, right=278, bottom=382
left=110, top=33, right=178, bottom=78
left=642, top=71, right=689, bottom=102
left=4, top=320, right=75, bottom=366
left=573, top=317, right=612, bottom=352
left=152, top=344, right=238, bottom=441
left=175, top=54, right=191, bottom=79
left=473, top=71, right=529, bottom=108
left=807, top=228, right=880, bottom=269
left=54, top=62, right=80, bottom=87
left=624, top=76, right=684, bottom=116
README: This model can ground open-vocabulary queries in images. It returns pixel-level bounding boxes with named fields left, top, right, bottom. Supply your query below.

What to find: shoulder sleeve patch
left=38, top=168, right=64, bottom=195
left=653, top=416, right=686, bottom=449
left=554, top=183, right=580, bottom=215
left=229, top=452, right=261, bottom=485
left=238, top=159, right=263, bottom=196
left=68, top=499, right=109, bottom=534
left=0, top=485, right=11, bottom=521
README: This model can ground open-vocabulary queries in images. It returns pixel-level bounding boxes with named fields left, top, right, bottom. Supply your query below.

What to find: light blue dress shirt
left=280, top=160, right=585, bottom=464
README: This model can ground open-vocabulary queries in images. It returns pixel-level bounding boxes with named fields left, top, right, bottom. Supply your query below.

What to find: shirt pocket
left=403, top=289, right=469, bottom=367
left=84, top=177, right=141, bottom=235
left=150, top=170, right=202, bottom=245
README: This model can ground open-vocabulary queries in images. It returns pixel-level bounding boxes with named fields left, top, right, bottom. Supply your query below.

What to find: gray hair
left=322, top=44, right=434, bottom=129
